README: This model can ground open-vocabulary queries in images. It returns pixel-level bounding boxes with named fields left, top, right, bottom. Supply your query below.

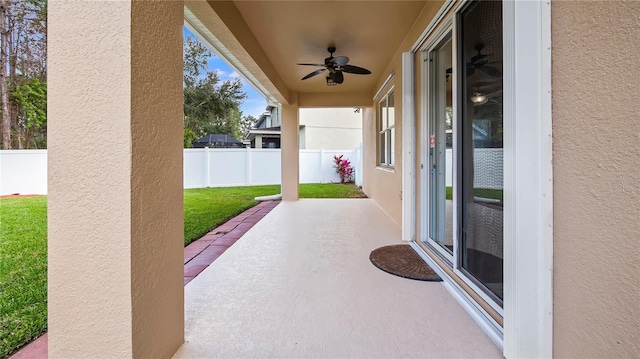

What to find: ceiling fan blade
left=297, top=63, right=325, bottom=67
left=331, top=70, right=344, bottom=84
left=301, top=68, right=326, bottom=80
left=342, top=64, right=371, bottom=75
left=470, top=54, right=490, bottom=66
left=479, top=66, right=502, bottom=77
left=330, top=56, right=349, bottom=66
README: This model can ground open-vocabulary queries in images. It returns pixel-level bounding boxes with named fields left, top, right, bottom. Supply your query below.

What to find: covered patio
left=45, top=0, right=640, bottom=357
left=174, top=199, right=500, bottom=358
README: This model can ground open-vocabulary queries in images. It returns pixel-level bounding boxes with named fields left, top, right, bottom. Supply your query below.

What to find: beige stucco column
left=48, top=1, right=184, bottom=357
left=255, top=134, right=263, bottom=149
left=281, top=93, right=299, bottom=200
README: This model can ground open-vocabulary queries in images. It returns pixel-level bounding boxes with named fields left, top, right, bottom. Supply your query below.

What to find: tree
left=1, top=0, right=11, bottom=149
left=0, top=0, right=47, bottom=149
left=13, top=77, right=45, bottom=148
left=183, top=35, right=247, bottom=148
left=240, top=114, right=257, bottom=137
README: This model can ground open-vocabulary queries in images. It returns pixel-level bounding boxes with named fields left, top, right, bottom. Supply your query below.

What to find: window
left=378, top=90, right=395, bottom=166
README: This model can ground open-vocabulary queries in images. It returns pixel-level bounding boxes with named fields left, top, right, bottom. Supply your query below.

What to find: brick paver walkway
left=9, top=200, right=280, bottom=359
left=183, top=200, right=280, bottom=285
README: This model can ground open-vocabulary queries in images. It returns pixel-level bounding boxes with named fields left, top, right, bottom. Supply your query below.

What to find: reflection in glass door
left=424, top=33, right=454, bottom=260
left=420, top=0, right=505, bottom=310
left=458, top=0, right=504, bottom=303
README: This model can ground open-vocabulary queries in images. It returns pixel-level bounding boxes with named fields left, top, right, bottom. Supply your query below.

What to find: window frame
left=377, top=88, right=395, bottom=167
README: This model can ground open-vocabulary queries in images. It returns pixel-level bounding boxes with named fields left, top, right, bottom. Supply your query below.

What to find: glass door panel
left=424, top=33, right=454, bottom=260
left=458, top=0, right=504, bottom=302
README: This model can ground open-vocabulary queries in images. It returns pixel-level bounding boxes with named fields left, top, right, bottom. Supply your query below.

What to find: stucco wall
left=281, top=93, right=299, bottom=200
left=552, top=1, right=640, bottom=357
left=48, top=2, right=134, bottom=356
left=48, top=1, right=184, bottom=357
left=299, top=108, right=362, bottom=150
left=362, top=0, right=445, bottom=225
left=363, top=104, right=402, bottom=224
left=130, top=1, right=185, bottom=357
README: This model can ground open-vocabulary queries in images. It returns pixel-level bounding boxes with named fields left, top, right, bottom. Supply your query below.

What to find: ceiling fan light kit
left=298, top=47, right=371, bottom=86
left=470, top=92, right=488, bottom=105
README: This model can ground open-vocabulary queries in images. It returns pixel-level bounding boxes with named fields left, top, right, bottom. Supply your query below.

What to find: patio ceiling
left=185, top=0, right=430, bottom=106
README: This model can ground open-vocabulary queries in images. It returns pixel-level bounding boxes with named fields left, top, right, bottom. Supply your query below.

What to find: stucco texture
left=298, top=108, right=362, bottom=150
left=48, top=1, right=184, bottom=357
left=131, top=1, right=185, bottom=358
left=552, top=1, right=640, bottom=357
left=282, top=92, right=300, bottom=200
left=48, top=2, right=134, bottom=357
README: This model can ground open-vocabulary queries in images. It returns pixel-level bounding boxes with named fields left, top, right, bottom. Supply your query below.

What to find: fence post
left=204, top=147, right=210, bottom=187
left=359, top=144, right=363, bottom=185
left=246, top=146, right=252, bottom=186
left=319, top=148, right=325, bottom=183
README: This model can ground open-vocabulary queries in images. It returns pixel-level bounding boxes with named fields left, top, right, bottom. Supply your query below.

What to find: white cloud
left=214, top=68, right=228, bottom=78
left=229, top=71, right=240, bottom=79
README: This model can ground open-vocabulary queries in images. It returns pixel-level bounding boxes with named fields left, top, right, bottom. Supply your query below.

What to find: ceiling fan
left=298, top=47, right=371, bottom=85
left=467, top=43, right=502, bottom=78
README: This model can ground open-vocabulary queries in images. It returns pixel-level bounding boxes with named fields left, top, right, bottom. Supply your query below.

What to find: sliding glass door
left=458, top=0, right=504, bottom=304
left=425, top=33, right=454, bottom=262
left=422, top=0, right=504, bottom=307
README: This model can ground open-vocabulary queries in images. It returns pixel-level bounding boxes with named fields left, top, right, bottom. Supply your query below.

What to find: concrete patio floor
left=173, top=199, right=502, bottom=358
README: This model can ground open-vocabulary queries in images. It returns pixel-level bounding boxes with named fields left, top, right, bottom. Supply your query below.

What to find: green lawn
left=185, top=183, right=366, bottom=245
left=184, top=185, right=280, bottom=245
left=445, top=186, right=503, bottom=204
left=300, top=183, right=367, bottom=199
left=0, top=197, right=48, bottom=359
left=0, top=183, right=364, bottom=358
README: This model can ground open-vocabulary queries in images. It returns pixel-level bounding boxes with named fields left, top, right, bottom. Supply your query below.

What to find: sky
left=183, top=27, right=267, bottom=120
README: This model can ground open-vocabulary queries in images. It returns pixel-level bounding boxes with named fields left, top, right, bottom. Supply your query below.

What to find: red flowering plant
left=333, top=155, right=354, bottom=183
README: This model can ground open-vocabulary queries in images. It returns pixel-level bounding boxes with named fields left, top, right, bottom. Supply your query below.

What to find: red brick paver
left=182, top=200, right=279, bottom=284
left=9, top=200, right=280, bottom=359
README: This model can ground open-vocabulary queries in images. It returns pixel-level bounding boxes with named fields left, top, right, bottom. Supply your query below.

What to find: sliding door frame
left=408, top=0, right=553, bottom=356
left=422, top=22, right=455, bottom=266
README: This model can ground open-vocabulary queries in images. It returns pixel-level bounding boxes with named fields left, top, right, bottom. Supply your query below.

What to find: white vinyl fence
left=353, top=143, right=363, bottom=187
left=1, top=148, right=361, bottom=195
left=0, top=147, right=503, bottom=195
left=444, top=148, right=504, bottom=189
left=185, top=148, right=356, bottom=188
left=0, top=150, right=48, bottom=196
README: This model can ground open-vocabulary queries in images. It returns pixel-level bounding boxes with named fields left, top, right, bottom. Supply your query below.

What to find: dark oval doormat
left=370, top=245, right=442, bottom=282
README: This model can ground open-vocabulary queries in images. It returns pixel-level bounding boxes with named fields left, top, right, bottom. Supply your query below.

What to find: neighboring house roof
left=245, top=126, right=281, bottom=141
left=250, top=126, right=280, bottom=133
left=192, top=134, right=243, bottom=148
left=253, top=105, right=277, bottom=129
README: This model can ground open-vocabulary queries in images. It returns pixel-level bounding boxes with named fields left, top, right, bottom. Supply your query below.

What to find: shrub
left=333, top=155, right=354, bottom=183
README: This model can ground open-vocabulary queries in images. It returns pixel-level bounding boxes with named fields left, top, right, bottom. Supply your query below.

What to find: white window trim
left=373, top=72, right=395, bottom=100
left=375, top=166, right=395, bottom=173
left=377, top=88, right=395, bottom=167
left=410, top=0, right=553, bottom=357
